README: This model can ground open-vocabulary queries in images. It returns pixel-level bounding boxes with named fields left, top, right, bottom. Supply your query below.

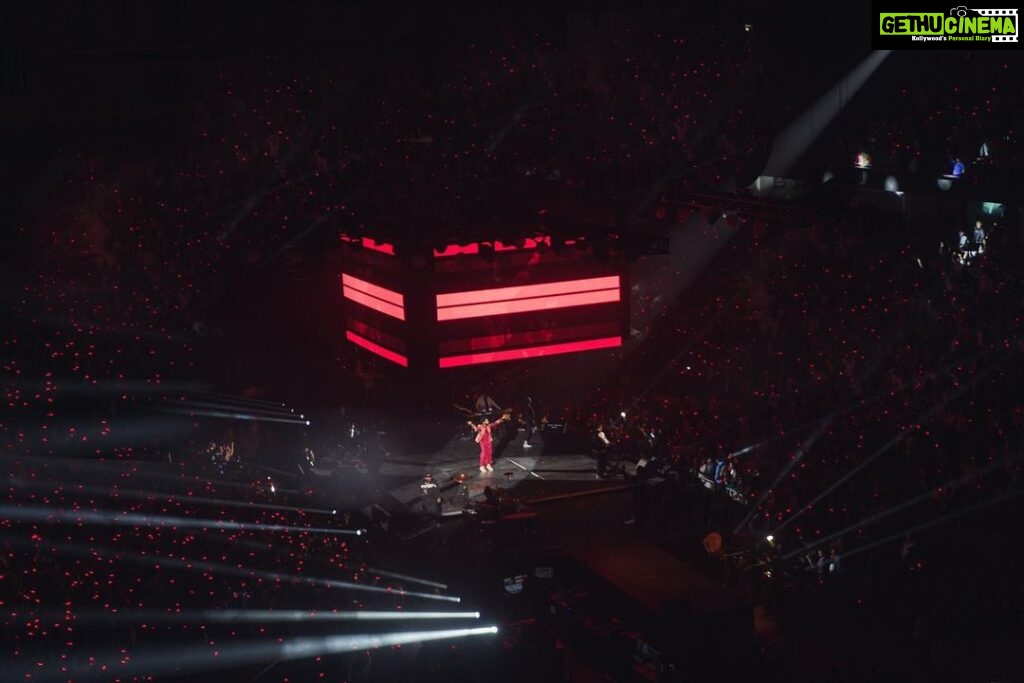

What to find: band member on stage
left=474, top=391, right=501, bottom=416
left=522, top=396, right=537, bottom=449
left=467, top=414, right=509, bottom=473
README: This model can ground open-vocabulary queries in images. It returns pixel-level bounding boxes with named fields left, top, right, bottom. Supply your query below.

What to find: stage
left=380, top=425, right=638, bottom=516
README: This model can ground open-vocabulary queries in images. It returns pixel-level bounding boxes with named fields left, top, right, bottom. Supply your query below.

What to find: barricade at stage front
left=340, top=235, right=629, bottom=370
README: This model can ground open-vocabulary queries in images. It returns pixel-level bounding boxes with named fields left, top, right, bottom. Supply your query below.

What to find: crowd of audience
left=506, top=206, right=1023, bottom=670
left=807, top=51, right=1021, bottom=184
left=0, top=453, right=473, bottom=681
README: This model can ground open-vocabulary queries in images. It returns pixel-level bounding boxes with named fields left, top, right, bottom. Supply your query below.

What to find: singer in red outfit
left=468, top=414, right=509, bottom=473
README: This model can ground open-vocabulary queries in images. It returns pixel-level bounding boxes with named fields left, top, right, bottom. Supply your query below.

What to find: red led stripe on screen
left=437, top=289, right=619, bottom=321
left=345, top=318, right=407, bottom=353
left=346, top=330, right=409, bottom=367
left=343, top=288, right=406, bottom=320
left=439, top=336, right=622, bottom=368
left=438, top=321, right=622, bottom=354
left=437, top=276, right=619, bottom=307
left=342, top=274, right=404, bottom=306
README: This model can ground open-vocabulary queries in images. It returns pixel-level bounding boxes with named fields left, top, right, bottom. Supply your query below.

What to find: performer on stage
left=467, top=414, right=509, bottom=473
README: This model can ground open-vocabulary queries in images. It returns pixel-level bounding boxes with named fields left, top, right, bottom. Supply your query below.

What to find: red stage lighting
left=439, top=336, right=622, bottom=368
left=436, top=276, right=620, bottom=321
left=345, top=330, right=409, bottom=367
left=437, top=290, right=620, bottom=321
left=342, top=274, right=406, bottom=320
left=342, top=238, right=627, bottom=369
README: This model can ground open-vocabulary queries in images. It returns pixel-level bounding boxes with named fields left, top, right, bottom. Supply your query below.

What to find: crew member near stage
left=468, top=414, right=509, bottom=474
left=420, top=473, right=441, bottom=515
left=593, top=423, right=611, bottom=479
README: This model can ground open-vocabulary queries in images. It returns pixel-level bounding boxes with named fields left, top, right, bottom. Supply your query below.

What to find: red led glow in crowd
left=435, top=276, right=621, bottom=321
left=438, top=336, right=622, bottom=368
left=342, top=273, right=406, bottom=320
left=345, top=330, right=409, bottom=367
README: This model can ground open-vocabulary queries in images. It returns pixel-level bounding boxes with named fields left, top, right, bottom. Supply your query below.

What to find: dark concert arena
left=1, top=2, right=1022, bottom=682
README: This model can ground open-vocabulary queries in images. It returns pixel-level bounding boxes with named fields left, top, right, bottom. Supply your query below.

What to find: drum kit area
left=312, top=422, right=386, bottom=475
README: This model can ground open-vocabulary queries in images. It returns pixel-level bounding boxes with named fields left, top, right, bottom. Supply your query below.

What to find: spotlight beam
left=781, top=453, right=1020, bottom=559
left=366, top=569, right=448, bottom=590
left=22, top=608, right=480, bottom=624
left=0, top=503, right=360, bottom=536
left=9, top=479, right=338, bottom=517
left=239, top=461, right=300, bottom=479
left=190, top=390, right=294, bottom=408
left=3, top=457, right=287, bottom=495
left=17, top=538, right=460, bottom=603
left=154, top=407, right=308, bottom=425
left=691, top=347, right=993, bottom=458
left=178, top=400, right=301, bottom=419
left=734, top=409, right=836, bottom=534
left=835, top=487, right=1024, bottom=563
left=773, top=353, right=1006, bottom=533
left=761, top=50, right=892, bottom=177
left=24, top=626, right=498, bottom=682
